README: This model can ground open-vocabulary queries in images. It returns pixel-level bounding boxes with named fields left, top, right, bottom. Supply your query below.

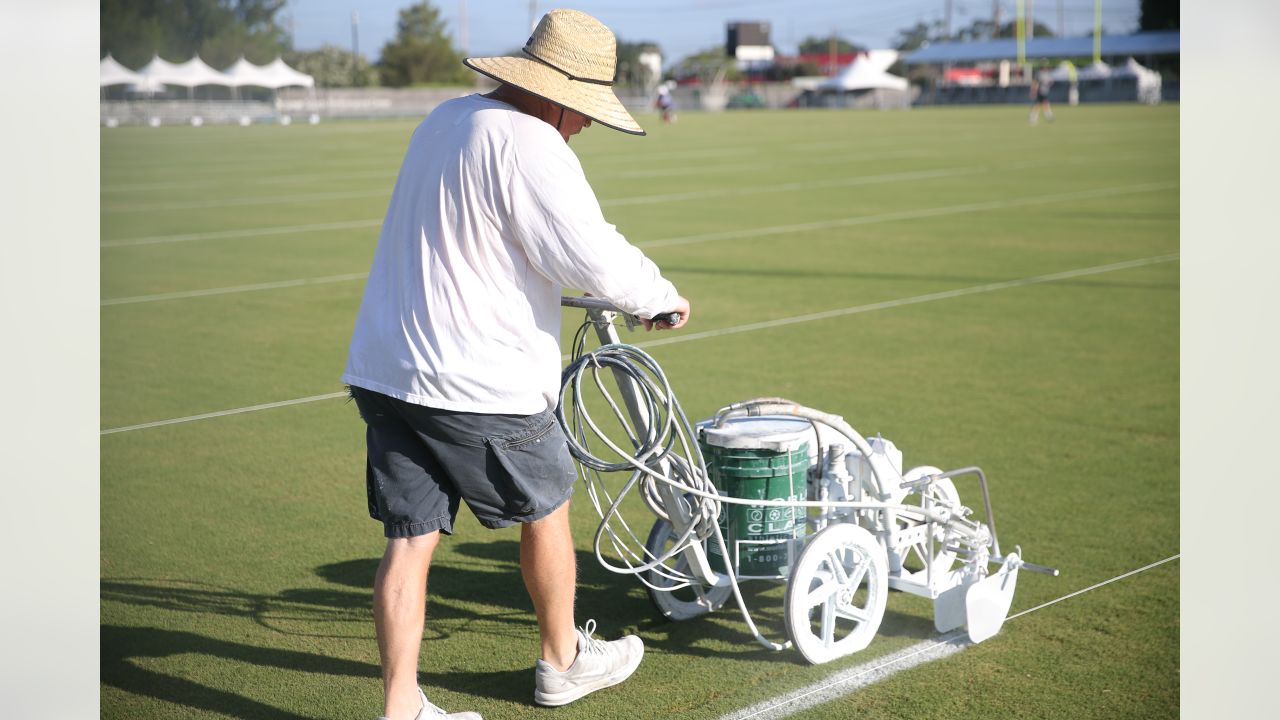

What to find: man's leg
left=375, top=532, right=440, bottom=720
left=520, top=502, right=578, bottom=671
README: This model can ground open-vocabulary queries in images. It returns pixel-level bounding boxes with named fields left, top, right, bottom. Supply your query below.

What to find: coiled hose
left=557, top=338, right=722, bottom=590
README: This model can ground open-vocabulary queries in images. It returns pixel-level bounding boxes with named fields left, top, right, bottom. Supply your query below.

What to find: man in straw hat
left=342, top=8, right=688, bottom=720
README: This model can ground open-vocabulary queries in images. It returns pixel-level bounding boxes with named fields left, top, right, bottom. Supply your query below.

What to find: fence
left=101, top=76, right=1174, bottom=127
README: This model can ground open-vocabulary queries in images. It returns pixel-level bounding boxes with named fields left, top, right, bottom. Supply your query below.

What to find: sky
left=286, top=0, right=1142, bottom=65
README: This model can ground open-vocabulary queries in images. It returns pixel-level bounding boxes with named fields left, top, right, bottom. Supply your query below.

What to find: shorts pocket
left=486, top=415, right=572, bottom=517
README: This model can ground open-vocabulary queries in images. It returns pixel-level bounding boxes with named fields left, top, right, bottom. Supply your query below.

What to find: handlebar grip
left=652, top=312, right=682, bottom=327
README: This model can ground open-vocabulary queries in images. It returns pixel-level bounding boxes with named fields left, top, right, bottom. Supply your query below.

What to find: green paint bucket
left=700, top=418, right=812, bottom=579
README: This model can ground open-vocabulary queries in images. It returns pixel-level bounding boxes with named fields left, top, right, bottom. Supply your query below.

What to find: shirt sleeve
left=505, top=128, right=680, bottom=319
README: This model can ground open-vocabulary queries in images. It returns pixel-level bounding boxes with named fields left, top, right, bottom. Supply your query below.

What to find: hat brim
left=464, top=56, right=645, bottom=136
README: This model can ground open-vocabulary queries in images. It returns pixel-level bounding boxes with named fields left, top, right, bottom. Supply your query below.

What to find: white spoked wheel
left=893, top=466, right=962, bottom=579
left=784, top=523, right=888, bottom=664
left=644, top=519, right=732, bottom=621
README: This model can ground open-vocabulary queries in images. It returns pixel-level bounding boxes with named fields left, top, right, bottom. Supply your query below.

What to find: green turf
left=102, top=103, right=1178, bottom=719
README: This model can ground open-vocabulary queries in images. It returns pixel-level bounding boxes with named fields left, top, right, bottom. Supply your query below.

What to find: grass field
left=101, top=103, right=1179, bottom=719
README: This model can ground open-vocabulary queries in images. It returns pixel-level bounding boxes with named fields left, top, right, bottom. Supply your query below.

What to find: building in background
left=726, top=21, right=774, bottom=72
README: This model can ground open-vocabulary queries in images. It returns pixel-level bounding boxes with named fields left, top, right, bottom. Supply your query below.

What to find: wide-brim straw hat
left=464, top=8, right=644, bottom=136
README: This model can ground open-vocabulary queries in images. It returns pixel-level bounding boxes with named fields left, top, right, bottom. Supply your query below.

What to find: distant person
left=656, top=84, right=677, bottom=123
left=341, top=8, right=689, bottom=720
left=1029, top=70, right=1054, bottom=125
left=1065, top=61, right=1080, bottom=106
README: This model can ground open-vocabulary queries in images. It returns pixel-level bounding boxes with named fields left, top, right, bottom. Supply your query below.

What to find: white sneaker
left=375, top=687, right=482, bottom=720
left=534, top=620, right=644, bottom=707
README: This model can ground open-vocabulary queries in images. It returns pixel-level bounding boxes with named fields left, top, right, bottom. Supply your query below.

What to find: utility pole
left=1027, top=0, right=1035, bottom=40
left=1093, top=0, right=1102, bottom=64
left=459, top=0, right=469, bottom=55
left=828, top=30, right=836, bottom=76
left=351, top=10, right=360, bottom=86
left=945, top=0, right=953, bottom=39
left=992, top=0, right=1002, bottom=39
left=1015, top=0, right=1025, bottom=67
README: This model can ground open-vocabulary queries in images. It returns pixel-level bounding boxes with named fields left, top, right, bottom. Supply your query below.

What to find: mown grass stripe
left=99, top=254, right=1177, bottom=434
left=637, top=254, right=1179, bottom=349
left=99, top=182, right=1177, bottom=305
left=101, top=154, right=1170, bottom=248
left=638, top=181, right=1178, bottom=249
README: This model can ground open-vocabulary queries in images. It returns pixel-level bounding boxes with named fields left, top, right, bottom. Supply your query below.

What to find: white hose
left=556, top=343, right=964, bottom=584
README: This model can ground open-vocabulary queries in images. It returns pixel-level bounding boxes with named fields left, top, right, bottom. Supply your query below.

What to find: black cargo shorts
left=349, top=385, right=576, bottom=538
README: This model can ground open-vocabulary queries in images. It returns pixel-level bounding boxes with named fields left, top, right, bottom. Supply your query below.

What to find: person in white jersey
left=341, top=9, right=689, bottom=720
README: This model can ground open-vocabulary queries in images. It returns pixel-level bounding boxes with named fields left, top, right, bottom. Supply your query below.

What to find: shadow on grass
left=101, top=624, right=378, bottom=719
left=101, top=577, right=370, bottom=637
left=102, top=539, right=947, bottom=714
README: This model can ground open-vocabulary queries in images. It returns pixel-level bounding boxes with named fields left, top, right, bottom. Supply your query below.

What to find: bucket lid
left=700, top=417, right=812, bottom=452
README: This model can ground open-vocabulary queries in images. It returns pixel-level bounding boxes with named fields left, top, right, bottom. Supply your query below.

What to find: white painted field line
left=103, top=164, right=955, bottom=245
left=103, top=165, right=978, bottom=215
left=102, top=177, right=1174, bottom=258
left=99, top=392, right=349, bottom=436
left=104, top=188, right=391, bottom=214
left=99, top=253, right=1177, bottom=433
left=101, top=272, right=368, bottom=306
left=101, top=168, right=399, bottom=194
left=638, top=181, right=1178, bottom=250
left=1005, top=554, right=1180, bottom=621
left=634, top=254, right=1179, bottom=351
left=102, top=219, right=382, bottom=248
left=602, top=166, right=982, bottom=208
left=717, top=554, right=1181, bottom=720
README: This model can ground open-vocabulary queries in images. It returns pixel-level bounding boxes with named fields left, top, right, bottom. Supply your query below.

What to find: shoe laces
left=578, top=619, right=607, bottom=655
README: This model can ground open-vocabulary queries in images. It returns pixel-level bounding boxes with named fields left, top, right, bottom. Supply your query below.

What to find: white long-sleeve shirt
left=342, top=94, right=680, bottom=414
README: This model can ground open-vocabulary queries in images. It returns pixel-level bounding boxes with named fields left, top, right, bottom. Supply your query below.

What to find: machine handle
left=560, top=296, right=681, bottom=328
left=1018, top=561, right=1060, bottom=577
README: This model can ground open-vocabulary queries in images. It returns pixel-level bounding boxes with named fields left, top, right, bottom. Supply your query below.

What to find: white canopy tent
left=1077, top=60, right=1113, bottom=80
left=259, top=57, right=315, bottom=89
left=171, top=56, right=232, bottom=91
left=100, top=54, right=143, bottom=87
left=222, top=56, right=314, bottom=90
left=1047, top=61, right=1077, bottom=83
left=102, top=53, right=318, bottom=124
left=114, top=54, right=315, bottom=96
left=817, top=50, right=909, bottom=92
left=1112, top=57, right=1158, bottom=80
left=136, top=54, right=189, bottom=88
left=127, top=76, right=170, bottom=94
left=222, top=56, right=273, bottom=89
left=1111, top=57, right=1162, bottom=104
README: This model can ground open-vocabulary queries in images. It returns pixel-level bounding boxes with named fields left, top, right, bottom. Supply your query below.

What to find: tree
left=797, top=35, right=864, bottom=55
left=284, top=45, right=378, bottom=88
left=378, top=1, right=470, bottom=87
left=893, top=21, right=944, bottom=51
left=958, top=19, right=1055, bottom=41
left=101, top=0, right=290, bottom=68
left=615, top=41, right=662, bottom=88
left=895, top=17, right=1054, bottom=50
left=1140, top=0, right=1179, bottom=31
left=670, top=46, right=741, bottom=85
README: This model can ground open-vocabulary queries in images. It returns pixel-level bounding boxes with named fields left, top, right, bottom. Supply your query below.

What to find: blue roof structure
left=902, top=31, right=1179, bottom=64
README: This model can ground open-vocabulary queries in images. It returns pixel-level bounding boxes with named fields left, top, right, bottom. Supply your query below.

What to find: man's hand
left=643, top=296, right=691, bottom=331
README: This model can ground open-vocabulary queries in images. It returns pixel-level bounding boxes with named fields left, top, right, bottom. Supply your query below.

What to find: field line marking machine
left=558, top=296, right=1057, bottom=664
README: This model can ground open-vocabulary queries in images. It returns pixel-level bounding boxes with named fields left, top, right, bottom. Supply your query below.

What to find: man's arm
left=506, top=134, right=685, bottom=323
